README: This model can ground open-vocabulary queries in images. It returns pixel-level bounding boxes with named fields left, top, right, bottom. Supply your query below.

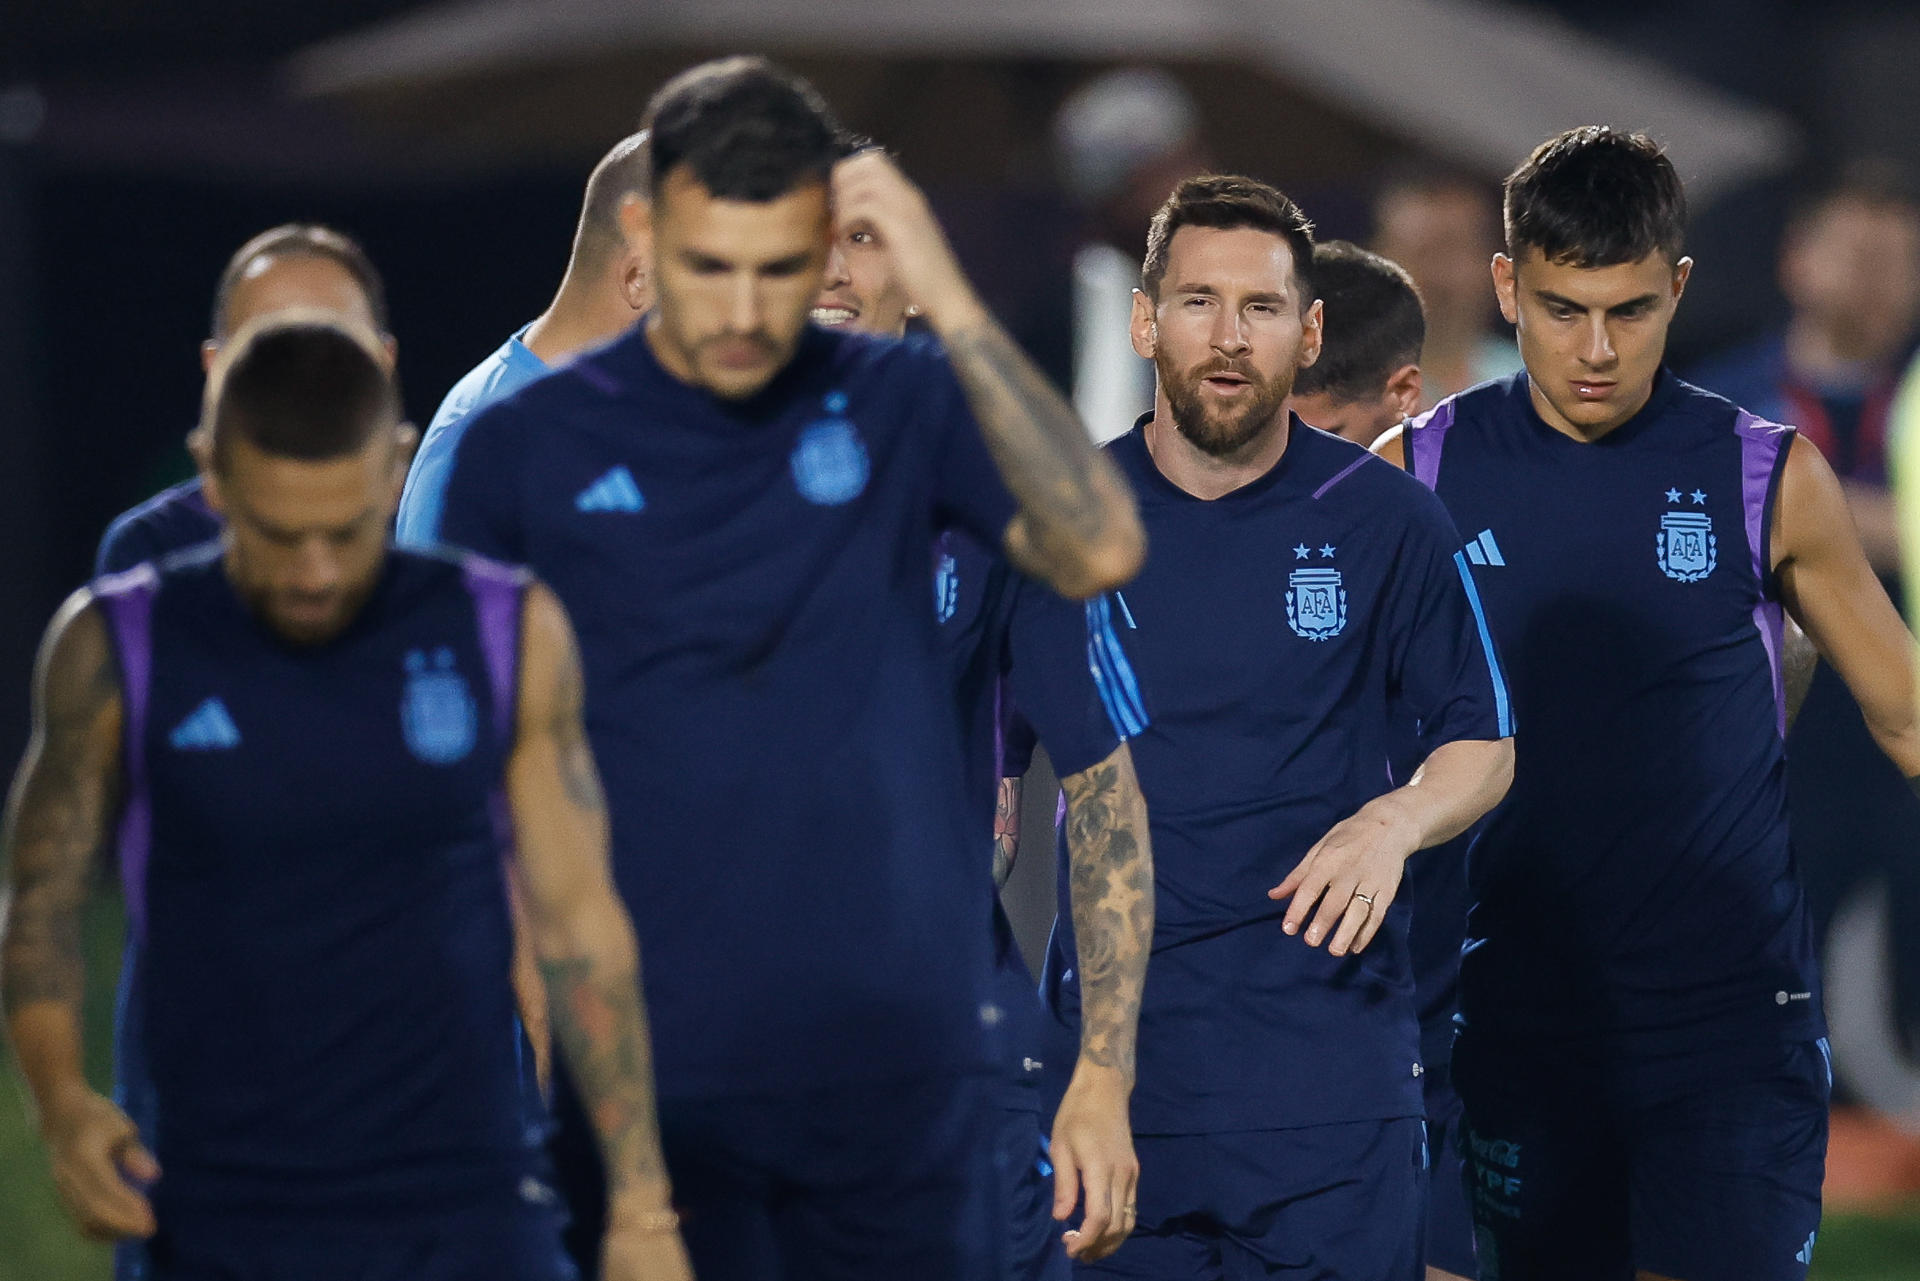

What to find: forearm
left=932, top=311, right=1143, bottom=597
left=1368, top=737, right=1514, bottom=850
left=1062, top=750, right=1153, bottom=1082
left=992, top=776, right=1023, bottom=890
left=4, top=1001, right=88, bottom=1120
left=534, top=899, right=671, bottom=1210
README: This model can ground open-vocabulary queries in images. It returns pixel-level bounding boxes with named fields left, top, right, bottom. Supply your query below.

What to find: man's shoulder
left=97, top=478, right=221, bottom=576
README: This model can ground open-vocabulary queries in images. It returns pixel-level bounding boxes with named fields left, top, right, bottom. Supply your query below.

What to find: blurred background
left=4, top=0, right=1920, bottom=1275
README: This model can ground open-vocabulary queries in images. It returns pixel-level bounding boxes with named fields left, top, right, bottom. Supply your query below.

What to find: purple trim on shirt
left=95, top=566, right=159, bottom=943
left=1737, top=410, right=1794, bottom=737
left=571, top=358, right=623, bottom=398
left=1311, top=453, right=1373, bottom=501
left=1409, top=400, right=1456, bottom=491
left=461, top=556, right=525, bottom=754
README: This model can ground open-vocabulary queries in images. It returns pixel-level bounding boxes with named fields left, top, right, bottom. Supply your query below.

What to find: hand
left=830, top=150, right=984, bottom=331
left=1050, top=1060, right=1140, bottom=1263
left=40, top=1082, right=158, bottom=1240
left=603, top=1203, right=694, bottom=1281
left=1268, top=797, right=1420, bottom=955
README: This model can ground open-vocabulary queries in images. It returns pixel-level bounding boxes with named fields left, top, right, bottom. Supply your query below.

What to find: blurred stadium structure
left=5, top=1, right=1920, bottom=1276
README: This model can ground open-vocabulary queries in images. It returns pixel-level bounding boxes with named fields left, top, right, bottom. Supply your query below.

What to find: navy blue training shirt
left=400, top=323, right=1019, bottom=1098
left=96, top=478, right=222, bottom=576
left=1016, top=418, right=1511, bottom=1134
left=1408, top=370, right=1822, bottom=1055
left=95, top=546, right=537, bottom=1215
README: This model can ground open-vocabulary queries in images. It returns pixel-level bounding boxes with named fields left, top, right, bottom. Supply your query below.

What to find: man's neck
left=1141, top=402, right=1291, bottom=500
left=523, top=268, right=635, bottom=366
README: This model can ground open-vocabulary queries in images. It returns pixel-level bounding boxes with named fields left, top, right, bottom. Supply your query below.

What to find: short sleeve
left=1006, top=575, right=1146, bottom=780
left=1000, top=703, right=1037, bottom=779
left=396, top=402, right=525, bottom=561
left=900, top=338, right=1018, bottom=550
left=1383, top=491, right=1514, bottom=750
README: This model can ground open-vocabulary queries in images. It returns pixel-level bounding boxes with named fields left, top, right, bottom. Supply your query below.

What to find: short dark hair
left=207, top=320, right=399, bottom=470
left=1292, top=242, right=1425, bottom=403
left=1503, top=126, right=1687, bottom=268
left=641, top=56, right=844, bottom=202
left=209, top=224, right=389, bottom=340
left=1141, top=174, right=1315, bottom=303
left=573, top=130, right=652, bottom=271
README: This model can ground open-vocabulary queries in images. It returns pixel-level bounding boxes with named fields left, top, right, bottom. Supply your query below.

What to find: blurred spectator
left=1691, top=161, right=1920, bottom=576
left=1052, top=68, right=1212, bottom=441
left=1369, top=166, right=1521, bottom=408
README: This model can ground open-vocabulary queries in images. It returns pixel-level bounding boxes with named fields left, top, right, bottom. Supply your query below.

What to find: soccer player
left=399, top=57, right=1144, bottom=1281
left=1290, top=240, right=1426, bottom=448
left=1, top=314, right=690, bottom=1280
left=1374, top=126, right=1920, bottom=1281
left=97, top=224, right=398, bottom=575
left=812, top=200, right=1156, bottom=1276
left=399, top=130, right=653, bottom=541
left=1013, top=174, right=1514, bottom=1280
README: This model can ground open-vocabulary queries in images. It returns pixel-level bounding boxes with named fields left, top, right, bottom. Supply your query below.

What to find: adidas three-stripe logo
left=575, top=466, right=645, bottom=513
left=169, top=697, right=241, bottom=750
left=1461, top=529, right=1504, bottom=567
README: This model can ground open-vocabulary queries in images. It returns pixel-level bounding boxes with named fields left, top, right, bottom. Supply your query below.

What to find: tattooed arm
left=1048, top=744, right=1153, bottom=1263
left=505, top=584, right=690, bottom=1281
left=2, top=592, right=158, bottom=1241
left=992, top=776, right=1023, bottom=890
left=833, top=151, right=1145, bottom=599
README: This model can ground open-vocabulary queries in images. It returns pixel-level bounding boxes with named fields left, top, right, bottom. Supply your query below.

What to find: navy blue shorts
left=137, top=1202, right=576, bottom=1281
left=552, top=1066, right=999, bottom=1281
left=1453, top=1032, right=1830, bottom=1281
left=1077, top=1119, right=1427, bottom=1280
left=1423, top=1064, right=1479, bottom=1278
left=997, top=1099, right=1069, bottom=1281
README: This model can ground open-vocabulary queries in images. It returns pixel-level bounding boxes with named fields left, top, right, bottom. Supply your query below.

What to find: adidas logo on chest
left=168, top=697, right=241, bottom=751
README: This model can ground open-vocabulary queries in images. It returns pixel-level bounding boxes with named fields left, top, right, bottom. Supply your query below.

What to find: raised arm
left=1047, top=743, right=1153, bottom=1264
left=1773, top=434, right=1920, bottom=777
left=1, top=592, right=157, bottom=1241
left=833, top=152, right=1144, bottom=599
left=504, top=584, right=691, bottom=1281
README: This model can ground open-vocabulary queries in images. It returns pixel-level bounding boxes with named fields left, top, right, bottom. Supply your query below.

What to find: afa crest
left=934, top=551, right=959, bottom=624
left=402, top=647, right=477, bottom=765
left=1657, top=510, right=1716, bottom=582
left=1287, top=567, right=1347, bottom=641
left=791, top=392, right=869, bottom=505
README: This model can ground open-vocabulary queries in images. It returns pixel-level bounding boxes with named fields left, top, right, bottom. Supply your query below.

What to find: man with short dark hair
left=2, top=314, right=690, bottom=1281
left=1016, top=172, right=1514, bottom=1280
left=401, top=56, right=1144, bottom=1281
left=1291, top=240, right=1425, bottom=446
left=1376, top=125, right=1920, bottom=1281
left=400, top=132, right=653, bottom=544
left=97, top=224, right=398, bottom=575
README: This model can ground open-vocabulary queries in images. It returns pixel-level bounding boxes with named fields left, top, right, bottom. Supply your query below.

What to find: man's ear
left=1383, top=362, right=1423, bottom=419
left=1129, top=289, right=1157, bottom=359
left=393, top=423, right=421, bottom=482
left=1296, top=298, right=1325, bottom=369
left=1492, top=253, right=1520, bottom=326
left=200, top=340, right=220, bottom=375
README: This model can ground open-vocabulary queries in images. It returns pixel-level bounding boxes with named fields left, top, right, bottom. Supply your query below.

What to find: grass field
left=3, top=900, right=1917, bottom=1281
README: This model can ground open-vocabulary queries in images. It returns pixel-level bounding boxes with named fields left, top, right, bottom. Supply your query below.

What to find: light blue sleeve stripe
left=1084, top=596, right=1149, bottom=738
left=1452, top=550, right=1514, bottom=737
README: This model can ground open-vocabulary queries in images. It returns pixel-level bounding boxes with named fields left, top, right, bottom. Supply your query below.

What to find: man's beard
left=1158, top=352, right=1294, bottom=459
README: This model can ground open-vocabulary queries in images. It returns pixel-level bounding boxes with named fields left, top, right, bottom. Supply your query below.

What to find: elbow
left=1073, top=513, right=1146, bottom=599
